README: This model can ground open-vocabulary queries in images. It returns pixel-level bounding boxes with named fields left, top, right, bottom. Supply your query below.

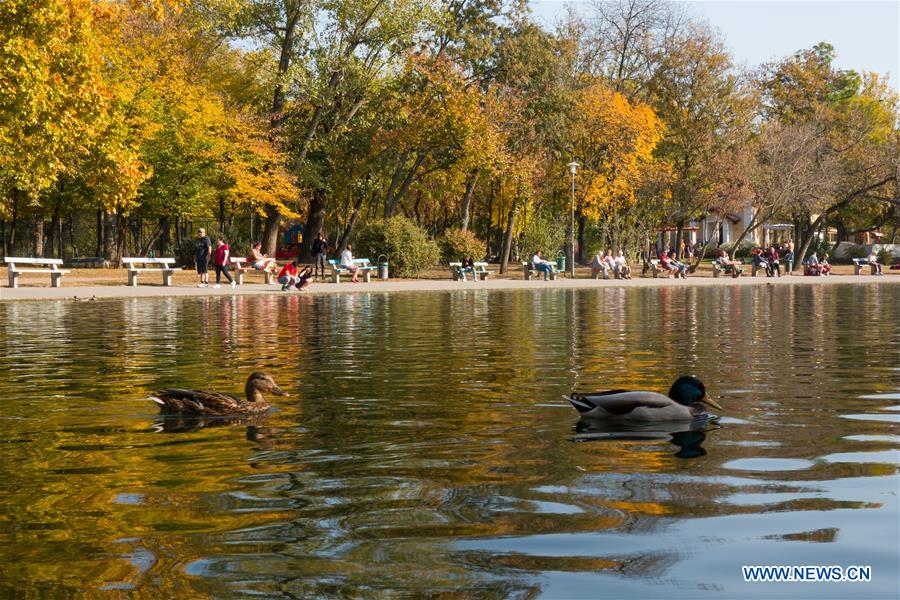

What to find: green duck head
left=669, top=376, right=721, bottom=410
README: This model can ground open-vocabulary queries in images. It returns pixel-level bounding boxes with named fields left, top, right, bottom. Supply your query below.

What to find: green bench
left=712, top=259, right=743, bottom=278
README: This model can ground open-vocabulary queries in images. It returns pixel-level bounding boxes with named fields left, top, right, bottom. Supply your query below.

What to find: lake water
left=1, top=284, right=898, bottom=598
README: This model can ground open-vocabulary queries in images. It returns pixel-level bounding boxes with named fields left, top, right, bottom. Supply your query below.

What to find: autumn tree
left=567, top=84, right=664, bottom=258
left=647, top=22, right=754, bottom=259
left=759, top=46, right=898, bottom=269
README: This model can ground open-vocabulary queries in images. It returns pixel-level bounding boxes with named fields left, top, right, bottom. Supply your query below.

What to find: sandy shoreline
left=1, top=270, right=896, bottom=301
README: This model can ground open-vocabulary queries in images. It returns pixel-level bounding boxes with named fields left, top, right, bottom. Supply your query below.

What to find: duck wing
left=150, top=388, right=244, bottom=415
left=566, top=390, right=672, bottom=416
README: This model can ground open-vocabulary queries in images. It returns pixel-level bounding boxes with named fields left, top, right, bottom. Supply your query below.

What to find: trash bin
left=377, top=255, right=389, bottom=280
left=556, top=257, right=565, bottom=272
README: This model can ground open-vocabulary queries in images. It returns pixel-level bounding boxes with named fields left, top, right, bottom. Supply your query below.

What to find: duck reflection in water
left=573, top=417, right=715, bottom=459
left=151, top=412, right=270, bottom=435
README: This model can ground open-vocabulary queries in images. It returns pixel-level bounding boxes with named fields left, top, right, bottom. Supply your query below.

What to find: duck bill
left=699, top=397, right=722, bottom=411
left=272, top=386, right=288, bottom=397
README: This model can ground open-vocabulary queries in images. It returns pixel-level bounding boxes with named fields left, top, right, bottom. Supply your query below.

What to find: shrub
left=521, top=213, right=566, bottom=260
left=439, top=228, right=484, bottom=263
left=356, top=216, right=441, bottom=277
left=173, top=239, right=197, bottom=268
left=845, top=244, right=868, bottom=260
left=876, top=248, right=894, bottom=265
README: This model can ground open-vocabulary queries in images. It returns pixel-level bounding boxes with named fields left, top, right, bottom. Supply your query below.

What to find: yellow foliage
left=569, top=84, right=664, bottom=220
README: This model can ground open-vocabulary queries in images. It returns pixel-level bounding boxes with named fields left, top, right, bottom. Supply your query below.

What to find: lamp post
left=566, top=161, right=579, bottom=279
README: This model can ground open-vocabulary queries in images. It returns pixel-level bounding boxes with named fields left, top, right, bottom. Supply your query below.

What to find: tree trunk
left=261, top=209, right=281, bottom=256
left=218, top=194, right=226, bottom=235
left=499, top=205, right=517, bottom=275
left=102, top=210, right=118, bottom=264
left=116, top=213, right=126, bottom=266
left=576, top=211, right=586, bottom=263
left=299, top=188, right=327, bottom=262
left=729, top=207, right=771, bottom=260
left=7, top=191, right=19, bottom=253
left=32, top=216, right=44, bottom=257
left=67, top=214, right=77, bottom=258
left=96, top=209, right=103, bottom=257
left=459, top=172, right=478, bottom=231
left=260, top=11, right=299, bottom=258
left=485, top=178, right=494, bottom=258
left=689, top=218, right=721, bottom=273
left=384, top=153, right=426, bottom=218
left=158, top=216, right=170, bottom=255
left=337, top=209, right=361, bottom=255
left=47, top=200, right=61, bottom=258
left=674, top=220, right=684, bottom=260
left=793, top=217, right=818, bottom=272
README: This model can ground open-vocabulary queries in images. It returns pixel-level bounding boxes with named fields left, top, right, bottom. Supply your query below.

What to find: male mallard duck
left=566, top=376, right=721, bottom=421
left=148, top=372, right=287, bottom=416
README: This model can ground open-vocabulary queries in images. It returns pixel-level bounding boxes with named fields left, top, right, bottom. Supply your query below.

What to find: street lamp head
left=567, top=161, right=579, bottom=175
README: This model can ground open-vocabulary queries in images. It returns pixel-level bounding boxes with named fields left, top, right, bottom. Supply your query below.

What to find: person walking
left=213, top=237, right=235, bottom=288
left=312, top=233, right=329, bottom=281
left=195, top=228, right=212, bottom=287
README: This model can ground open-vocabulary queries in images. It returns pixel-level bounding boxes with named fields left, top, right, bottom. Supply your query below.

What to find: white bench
left=4, top=257, right=69, bottom=288
left=329, top=258, right=377, bottom=283
left=522, top=261, right=557, bottom=280
left=230, top=257, right=275, bottom=285
left=648, top=259, right=667, bottom=278
left=450, top=262, right=493, bottom=281
left=123, top=257, right=176, bottom=286
left=853, top=257, right=876, bottom=275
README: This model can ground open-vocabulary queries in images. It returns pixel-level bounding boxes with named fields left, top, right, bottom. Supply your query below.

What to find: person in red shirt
left=213, top=238, right=235, bottom=288
left=659, top=252, right=679, bottom=278
left=278, top=261, right=299, bottom=291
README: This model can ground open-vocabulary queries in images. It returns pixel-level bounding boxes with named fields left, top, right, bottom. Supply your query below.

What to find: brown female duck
left=149, top=372, right=287, bottom=416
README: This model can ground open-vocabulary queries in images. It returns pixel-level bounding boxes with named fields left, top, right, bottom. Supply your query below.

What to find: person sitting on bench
left=868, top=250, right=884, bottom=275
left=341, top=244, right=361, bottom=283
left=806, top=251, right=822, bottom=276
left=615, top=251, right=632, bottom=279
left=820, top=253, right=833, bottom=276
left=659, top=252, right=684, bottom=278
left=603, top=249, right=618, bottom=277
left=590, top=252, right=607, bottom=278
left=531, top=250, right=557, bottom=280
left=717, top=249, right=742, bottom=276
left=249, top=242, right=277, bottom=275
left=751, top=248, right=773, bottom=276
left=460, top=255, right=476, bottom=281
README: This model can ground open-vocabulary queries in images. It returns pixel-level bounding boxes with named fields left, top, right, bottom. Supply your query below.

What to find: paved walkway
left=1, top=273, right=896, bottom=301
